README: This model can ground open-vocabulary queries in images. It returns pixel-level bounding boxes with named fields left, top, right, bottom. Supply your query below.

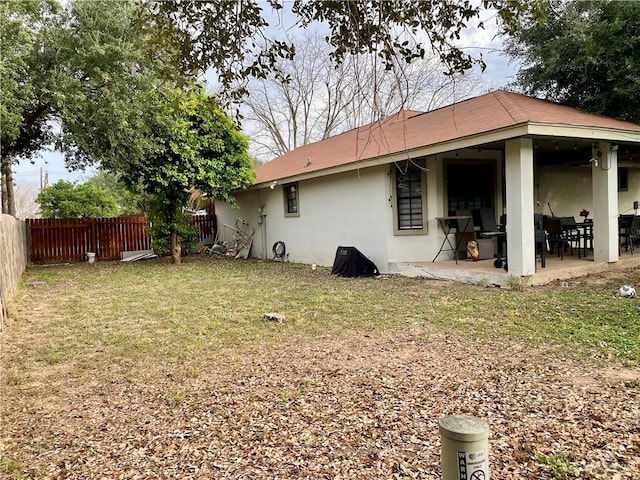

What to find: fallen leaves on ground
left=2, top=330, right=638, bottom=479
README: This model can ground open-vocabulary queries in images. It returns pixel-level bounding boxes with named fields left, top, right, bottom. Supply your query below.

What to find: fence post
left=26, top=219, right=32, bottom=264
left=439, top=415, right=490, bottom=480
left=90, top=218, right=97, bottom=256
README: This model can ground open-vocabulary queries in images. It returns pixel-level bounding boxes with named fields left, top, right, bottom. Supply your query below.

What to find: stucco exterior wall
left=219, top=166, right=393, bottom=270
left=221, top=163, right=448, bottom=271
left=537, top=165, right=640, bottom=217
left=219, top=149, right=507, bottom=271
left=619, top=167, right=640, bottom=213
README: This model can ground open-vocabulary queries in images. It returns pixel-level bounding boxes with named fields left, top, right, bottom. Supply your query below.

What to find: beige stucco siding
left=220, top=166, right=393, bottom=270
left=218, top=153, right=637, bottom=272
left=537, top=165, right=640, bottom=217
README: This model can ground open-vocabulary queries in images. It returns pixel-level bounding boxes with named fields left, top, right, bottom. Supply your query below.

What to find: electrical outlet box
left=634, top=201, right=639, bottom=210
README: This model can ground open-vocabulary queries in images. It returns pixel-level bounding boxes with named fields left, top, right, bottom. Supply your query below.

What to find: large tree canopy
left=1, top=0, right=158, bottom=165
left=506, top=0, right=640, bottom=123
left=152, top=0, right=546, bottom=103
left=118, top=86, right=255, bottom=264
left=1, top=0, right=58, bottom=215
left=0, top=0, right=54, bottom=160
left=1, top=0, right=173, bottom=215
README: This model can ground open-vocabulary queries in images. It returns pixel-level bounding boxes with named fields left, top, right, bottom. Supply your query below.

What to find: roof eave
left=253, top=124, right=530, bottom=188
left=250, top=122, right=640, bottom=190
left=527, top=122, right=640, bottom=143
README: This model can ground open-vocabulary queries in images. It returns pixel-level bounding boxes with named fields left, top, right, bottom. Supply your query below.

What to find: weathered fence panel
left=26, top=214, right=217, bottom=264
left=0, top=214, right=28, bottom=331
left=27, top=216, right=152, bottom=264
left=191, top=214, right=217, bottom=243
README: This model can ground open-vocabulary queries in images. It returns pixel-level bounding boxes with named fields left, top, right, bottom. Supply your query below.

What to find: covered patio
left=417, top=92, right=640, bottom=284
left=392, top=249, right=640, bottom=287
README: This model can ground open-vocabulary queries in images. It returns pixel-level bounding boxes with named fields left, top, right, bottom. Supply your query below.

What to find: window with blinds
left=396, top=166, right=424, bottom=230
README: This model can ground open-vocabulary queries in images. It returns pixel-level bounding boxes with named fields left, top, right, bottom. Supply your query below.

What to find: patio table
left=433, top=215, right=472, bottom=264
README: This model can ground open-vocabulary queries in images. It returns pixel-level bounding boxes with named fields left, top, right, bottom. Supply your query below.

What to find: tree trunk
left=1, top=170, right=7, bottom=214
left=171, top=230, right=181, bottom=265
left=1, top=155, right=16, bottom=216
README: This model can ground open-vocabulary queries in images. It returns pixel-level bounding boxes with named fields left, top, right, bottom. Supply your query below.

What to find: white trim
left=527, top=123, right=640, bottom=142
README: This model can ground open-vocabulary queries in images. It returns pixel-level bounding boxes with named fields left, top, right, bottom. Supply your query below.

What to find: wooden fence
left=26, top=214, right=217, bottom=264
left=190, top=214, right=217, bottom=244
left=0, top=214, right=28, bottom=331
left=27, top=216, right=151, bottom=263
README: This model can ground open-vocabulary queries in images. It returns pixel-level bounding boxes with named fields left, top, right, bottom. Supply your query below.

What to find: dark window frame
left=393, top=163, right=428, bottom=235
left=283, top=182, right=300, bottom=217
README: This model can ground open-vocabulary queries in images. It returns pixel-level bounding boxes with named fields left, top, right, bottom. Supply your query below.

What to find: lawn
left=1, top=257, right=639, bottom=479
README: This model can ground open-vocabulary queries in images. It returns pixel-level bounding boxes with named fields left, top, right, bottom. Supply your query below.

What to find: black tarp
left=331, top=246, right=379, bottom=277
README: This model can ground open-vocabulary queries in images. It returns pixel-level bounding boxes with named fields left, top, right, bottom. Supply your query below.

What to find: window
left=446, top=163, right=494, bottom=215
left=284, top=182, right=299, bottom=217
left=394, top=164, right=427, bottom=234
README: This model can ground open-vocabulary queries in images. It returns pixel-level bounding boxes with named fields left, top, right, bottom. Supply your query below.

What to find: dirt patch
left=599, top=367, right=640, bottom=383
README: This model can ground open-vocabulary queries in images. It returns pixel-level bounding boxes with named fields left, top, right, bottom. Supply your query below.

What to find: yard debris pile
left=2, top=332, right=638, bottom=479
left=208, top=218, right=255, bottom=259
left=120, top=249, right=158, bottom=262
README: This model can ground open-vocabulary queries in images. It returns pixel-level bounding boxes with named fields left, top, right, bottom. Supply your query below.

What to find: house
left=216, top=90, right=640, bottom=285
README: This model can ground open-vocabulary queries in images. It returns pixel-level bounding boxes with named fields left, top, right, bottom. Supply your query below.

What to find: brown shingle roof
left=254, top=90, right=640, bottom=185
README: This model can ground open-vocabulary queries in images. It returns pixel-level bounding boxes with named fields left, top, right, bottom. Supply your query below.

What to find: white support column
left=592, top=142, right=619, bottom=263
left=505, top=138, right=536, bottom=277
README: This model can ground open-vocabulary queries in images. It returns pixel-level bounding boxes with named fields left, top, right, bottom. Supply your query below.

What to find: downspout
left=258, top=205, right=267, bottom=260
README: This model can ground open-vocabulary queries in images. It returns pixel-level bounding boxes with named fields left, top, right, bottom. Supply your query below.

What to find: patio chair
left=493, top=214, right=507, bottom=269
left=560, top=216, right=582, bottom=258
left=544, top=216, right=566, bottom=260
left=476, top=207, right=504, bottom=260
left=619, top=215, right=640, bottom=255
left=534, top=213, right=547, bottom=268
left=579, top=219, right=594, bottom=257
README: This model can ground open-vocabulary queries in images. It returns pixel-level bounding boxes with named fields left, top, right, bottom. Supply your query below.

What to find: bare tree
left=241, top=31, right=487, bottom=163
left=241, top=32, right=353, bottom=161
left=13, top=181, right=40, bottom=219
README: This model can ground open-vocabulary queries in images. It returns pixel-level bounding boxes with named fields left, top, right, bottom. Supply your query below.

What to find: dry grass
left=1, top=257, right=639, bottom=479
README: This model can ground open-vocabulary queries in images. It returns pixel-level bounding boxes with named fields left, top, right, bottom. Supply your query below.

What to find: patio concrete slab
left=390, top=251, right=640, bottom=287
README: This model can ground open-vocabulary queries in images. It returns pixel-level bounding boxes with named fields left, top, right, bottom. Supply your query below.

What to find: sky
left=11, top=6, right=519, bottom=188
left=13, top=151, right=97, bottom=188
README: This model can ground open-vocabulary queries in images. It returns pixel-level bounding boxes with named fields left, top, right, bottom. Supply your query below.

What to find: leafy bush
left=147, top=206, right=198, bottom=255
